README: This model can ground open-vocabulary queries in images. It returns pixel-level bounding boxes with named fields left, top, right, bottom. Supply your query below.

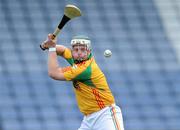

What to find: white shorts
left=78, top=104, right=124, bottom=130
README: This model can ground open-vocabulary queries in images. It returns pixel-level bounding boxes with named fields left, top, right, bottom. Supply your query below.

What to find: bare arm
left=43, top=34, right=66, bottom=81
left=48, top=51, right=66, bottom=80
left=56, top=45, right=66, bottom=56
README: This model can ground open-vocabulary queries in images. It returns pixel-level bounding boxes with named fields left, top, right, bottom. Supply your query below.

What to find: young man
left=41, top=34, right=125, bottom=130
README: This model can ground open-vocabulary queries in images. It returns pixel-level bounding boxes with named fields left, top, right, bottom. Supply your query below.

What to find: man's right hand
left=40, top=34, right=57, bottom=50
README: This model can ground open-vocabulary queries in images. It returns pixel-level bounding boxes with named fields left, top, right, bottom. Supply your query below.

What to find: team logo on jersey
left=72, top=64, right=77, bottom=69
left=73, top=80, right=81, bottom=91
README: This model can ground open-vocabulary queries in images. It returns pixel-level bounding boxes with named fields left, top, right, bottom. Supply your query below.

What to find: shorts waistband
left=85, top=104, right=116, bottom=117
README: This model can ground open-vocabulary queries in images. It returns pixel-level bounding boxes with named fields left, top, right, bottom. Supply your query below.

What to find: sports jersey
left=61, top=48, right=115, bottom=115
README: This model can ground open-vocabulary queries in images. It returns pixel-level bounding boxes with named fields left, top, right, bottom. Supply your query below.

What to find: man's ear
left=87, top=50, right=91, bottom=54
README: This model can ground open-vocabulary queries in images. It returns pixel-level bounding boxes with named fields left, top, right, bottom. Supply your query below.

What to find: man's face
left=72, top=44, right=90, bottom=62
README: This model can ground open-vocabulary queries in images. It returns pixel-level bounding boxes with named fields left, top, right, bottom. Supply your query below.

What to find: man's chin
left=74, top=58, right=86, bottom=64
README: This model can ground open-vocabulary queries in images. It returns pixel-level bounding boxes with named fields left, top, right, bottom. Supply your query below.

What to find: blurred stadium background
left=0, top=0, right=180, bottom=130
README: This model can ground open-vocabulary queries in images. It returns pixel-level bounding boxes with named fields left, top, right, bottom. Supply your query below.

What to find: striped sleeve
left=62, top=65, right=88, bottom=81
left=62, top=59, right=93, bottom=81
left=62, top=48, right=74, bottom=66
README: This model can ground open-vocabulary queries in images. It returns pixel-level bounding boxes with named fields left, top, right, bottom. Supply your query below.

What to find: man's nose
left=77, top=50, right=81, bottom=54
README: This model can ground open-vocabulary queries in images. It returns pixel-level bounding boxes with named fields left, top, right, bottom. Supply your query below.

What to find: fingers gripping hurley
left=40, top=4, right=82, bottom=50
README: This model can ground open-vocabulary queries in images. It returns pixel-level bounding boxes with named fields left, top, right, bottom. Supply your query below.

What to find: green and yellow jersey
left=61, top=48, right=115, bottom=115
